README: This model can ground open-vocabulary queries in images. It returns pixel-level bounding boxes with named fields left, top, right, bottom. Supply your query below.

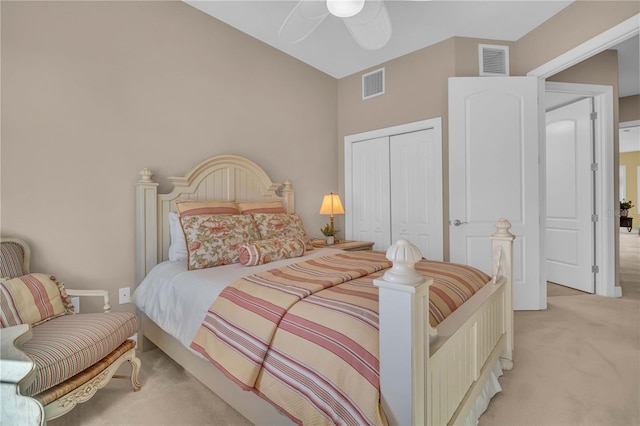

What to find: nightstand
left=311, top=239, right=374, bottom=251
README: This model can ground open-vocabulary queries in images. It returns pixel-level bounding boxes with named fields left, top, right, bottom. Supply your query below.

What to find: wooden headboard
left=135, top=154, right=295, bottom=284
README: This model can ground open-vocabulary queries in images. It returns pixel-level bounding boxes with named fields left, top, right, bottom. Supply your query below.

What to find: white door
left=449, top=77, right=542, bottom=310
left=545, top=98, right=594, bottom=293
left=345, top=119, right=443, bottom=259
left=349, top=136, right=391, bottom=250
left=390, top=129, right=443, bottom=260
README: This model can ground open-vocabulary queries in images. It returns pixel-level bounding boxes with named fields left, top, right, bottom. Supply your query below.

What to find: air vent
left=362, top=68, right=385, bottom=99
left=479, top=44, right=509, bottom=76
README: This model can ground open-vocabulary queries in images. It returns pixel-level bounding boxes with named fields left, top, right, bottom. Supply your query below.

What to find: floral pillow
left=180, top=214, right=260, bottom=270
left=0, top=273, right=72, bottom=328
left=238, top=238, right=306, bottom=266
left=251, top=213, right=312, bottom=249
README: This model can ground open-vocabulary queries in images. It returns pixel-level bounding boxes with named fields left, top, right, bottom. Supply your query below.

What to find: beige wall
left=1, top=1, right=337, bottom=311
left=337, top=38, right=455, bottom=140
left=620, top=95, right=640, bottom=123
left=512, top=1, right=640, bottom=76
left=548, top=48, right=619, bottom=92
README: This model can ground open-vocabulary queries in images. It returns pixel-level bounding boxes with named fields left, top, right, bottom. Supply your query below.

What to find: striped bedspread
left=190, top=251, right=490, bottom=425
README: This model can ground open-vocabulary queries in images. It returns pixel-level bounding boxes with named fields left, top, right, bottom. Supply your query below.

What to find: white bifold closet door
left=349, top=136, right=392, bottom=251
left=346, top=126, right=443, bottom=260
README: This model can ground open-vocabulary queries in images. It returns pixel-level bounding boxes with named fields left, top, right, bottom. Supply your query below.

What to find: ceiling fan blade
left=343, top=0, right=392, bottom=50
left=279, top=0, right=330, bottom=44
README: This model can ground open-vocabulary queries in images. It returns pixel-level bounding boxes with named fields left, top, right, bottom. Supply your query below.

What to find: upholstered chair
left=0, top=237, right=141, bottom=425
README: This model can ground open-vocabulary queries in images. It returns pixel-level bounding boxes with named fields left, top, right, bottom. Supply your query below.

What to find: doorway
left=545, top=96, right=596, bottom=294
left=619, top=120, right=640, bottom=237
left=543, top=82, right=614, bottom=298
left=528, top=14, right=638, bottom=300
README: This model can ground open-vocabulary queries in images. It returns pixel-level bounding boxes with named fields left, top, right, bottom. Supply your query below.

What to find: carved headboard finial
left=275, top=180, right=293, bottom=196
left=138, top=168, right=154, bottom=183
left=383, top=239, right=424, bottom=285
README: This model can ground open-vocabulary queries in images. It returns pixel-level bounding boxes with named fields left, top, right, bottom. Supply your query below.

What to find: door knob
left=453, top=219, right=468, bottom=226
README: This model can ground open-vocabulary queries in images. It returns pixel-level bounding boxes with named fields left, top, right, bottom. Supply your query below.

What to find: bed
left=134, top=154, right=515, bottom=425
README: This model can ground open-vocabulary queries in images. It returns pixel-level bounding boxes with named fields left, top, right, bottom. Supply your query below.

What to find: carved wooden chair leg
left=128, top=352, right=142, bottom=391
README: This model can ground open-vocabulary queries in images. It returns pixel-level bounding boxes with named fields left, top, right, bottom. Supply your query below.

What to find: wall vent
left=362, top=68, right=385, bottom=99
left=479, top=44, right=509, bottom=76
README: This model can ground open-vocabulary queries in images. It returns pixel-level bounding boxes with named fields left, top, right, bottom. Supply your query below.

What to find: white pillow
left=168, top=212, right=188, bottom=261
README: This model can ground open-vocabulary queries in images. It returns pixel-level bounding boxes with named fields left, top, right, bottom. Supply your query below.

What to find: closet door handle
left=453, top=219, right=468, bottom=226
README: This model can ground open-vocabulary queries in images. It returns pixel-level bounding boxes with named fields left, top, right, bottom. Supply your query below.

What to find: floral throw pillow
left=251, top=213, right=312, bottom=249
left=180, top=214, right=260, bottom=270
left=238, top=238, right=306, bottom=266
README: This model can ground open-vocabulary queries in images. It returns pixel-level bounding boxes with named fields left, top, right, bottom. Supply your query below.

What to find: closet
left=344, top=118, right=443, bottom=260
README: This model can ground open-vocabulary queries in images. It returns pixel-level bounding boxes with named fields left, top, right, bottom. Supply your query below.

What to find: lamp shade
left=319, top=193, right=345, bottom=216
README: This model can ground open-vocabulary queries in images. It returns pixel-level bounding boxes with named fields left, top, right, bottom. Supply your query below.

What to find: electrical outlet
left=119, top=287, right=131, bottom=304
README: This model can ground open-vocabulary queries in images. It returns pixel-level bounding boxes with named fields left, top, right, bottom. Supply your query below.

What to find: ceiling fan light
left=327, top=0, right=365, bottom=18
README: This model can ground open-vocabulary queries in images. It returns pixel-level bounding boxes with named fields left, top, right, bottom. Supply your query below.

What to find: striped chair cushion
left=21, top=312, right=138, bottom=396
left=0, top=241, right=26, bottom=279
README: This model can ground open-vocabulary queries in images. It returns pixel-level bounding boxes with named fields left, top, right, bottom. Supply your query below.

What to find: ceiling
left=186, top=0, right=640, bottom=101
left=185, top=0, right=575, bottom=79
left=186, top=1, right=638, bottom=96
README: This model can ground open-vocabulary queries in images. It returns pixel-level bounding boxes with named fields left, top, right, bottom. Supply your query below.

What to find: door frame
left=545, top=83, right=612, bottom=296
left=528, top=13, right=639, bottom=302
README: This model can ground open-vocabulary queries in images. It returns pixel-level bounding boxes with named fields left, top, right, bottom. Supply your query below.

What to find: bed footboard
left=375, top=219, right=514, bottom=425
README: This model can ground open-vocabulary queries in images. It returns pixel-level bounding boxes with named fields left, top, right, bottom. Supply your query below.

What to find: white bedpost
left=135, top=168, right=159, bottom=289
left=135, top=168, right=159, bottom=352
left=374, top=240, right=430, bottom=426
left=491, top=218, right=515, bottom=370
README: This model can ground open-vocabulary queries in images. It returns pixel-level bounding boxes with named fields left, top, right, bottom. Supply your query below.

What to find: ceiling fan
left=279, top=0, right=392, bottom=50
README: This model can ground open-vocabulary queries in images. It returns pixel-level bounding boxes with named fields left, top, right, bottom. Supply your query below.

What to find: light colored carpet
left=50, top=234, right=640, bottom=426
left=480, top=233, right=640, bottom=426
left=47, top=348, right=250, bottom=426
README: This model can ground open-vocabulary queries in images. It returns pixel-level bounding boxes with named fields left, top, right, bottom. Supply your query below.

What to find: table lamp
left=319, top=192, right=345, bottom=242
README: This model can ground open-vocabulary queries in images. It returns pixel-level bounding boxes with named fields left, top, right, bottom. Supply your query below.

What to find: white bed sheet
left=132, top=247, right=342, bottom=348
